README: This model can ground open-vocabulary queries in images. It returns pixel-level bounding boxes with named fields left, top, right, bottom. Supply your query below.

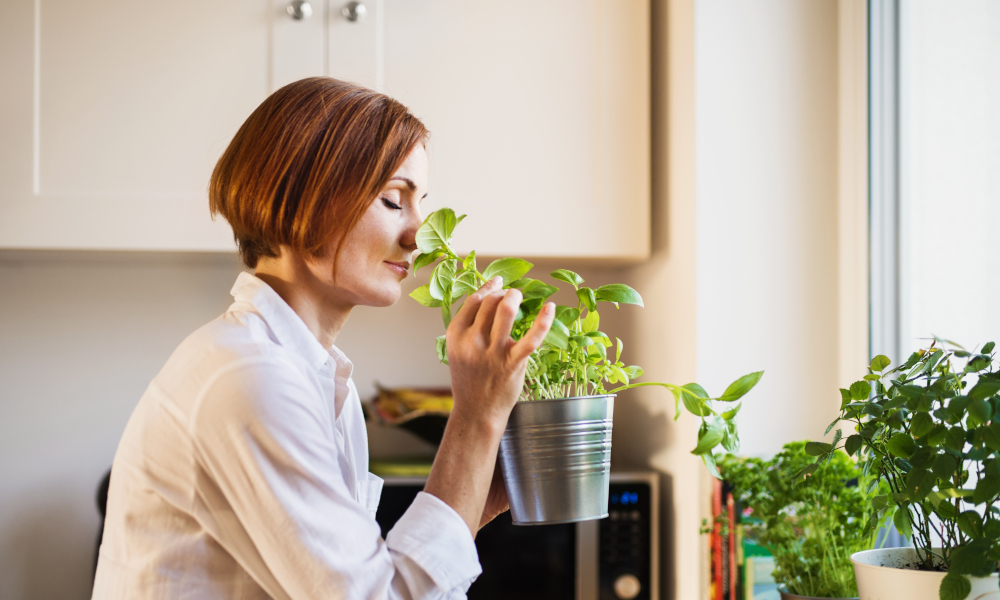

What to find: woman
left=92, top=77, right=555, bottom=599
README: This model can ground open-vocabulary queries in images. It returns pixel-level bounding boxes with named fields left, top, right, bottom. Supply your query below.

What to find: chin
left=363, top=286, right=402, bottom=308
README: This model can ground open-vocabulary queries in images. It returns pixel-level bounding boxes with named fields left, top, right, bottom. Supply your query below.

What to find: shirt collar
left=229, top=272, right=354, bottom=381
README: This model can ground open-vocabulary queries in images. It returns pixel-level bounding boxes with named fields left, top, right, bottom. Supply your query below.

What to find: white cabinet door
left=0, top=0, right=324, bottom=250
left=0, top=0, right=649, bottom=258
left=383, top=0, right=650, bottom=260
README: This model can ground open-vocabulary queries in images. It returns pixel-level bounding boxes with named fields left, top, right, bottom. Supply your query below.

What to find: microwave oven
left=374, top=471, right=659, bottom=600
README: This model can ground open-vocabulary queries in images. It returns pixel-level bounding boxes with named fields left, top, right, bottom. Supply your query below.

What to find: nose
left=400, top=205, right=423, bottom=252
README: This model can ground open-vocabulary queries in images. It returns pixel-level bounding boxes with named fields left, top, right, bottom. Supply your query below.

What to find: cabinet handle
left=287, top=0, right=313, bottom=20
left=341, top=1, right=367, bottom=23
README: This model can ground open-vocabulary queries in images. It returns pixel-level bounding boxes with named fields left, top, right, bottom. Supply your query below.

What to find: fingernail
left=492, top=276, right=502, bottom=286
left=545, top=302, right=555, bottom=313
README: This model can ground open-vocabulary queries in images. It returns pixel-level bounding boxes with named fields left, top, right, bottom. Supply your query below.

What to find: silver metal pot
left=776, top=585, right=858, bottom=600
left=498, top=394, right=614, bottom=525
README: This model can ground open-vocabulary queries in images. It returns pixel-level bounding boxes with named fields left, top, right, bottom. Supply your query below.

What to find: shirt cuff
left=385, top=491, right=482, bottom=593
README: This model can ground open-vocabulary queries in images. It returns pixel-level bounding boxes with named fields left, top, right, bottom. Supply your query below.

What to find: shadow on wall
left=3, top=486, right=98, bottom=600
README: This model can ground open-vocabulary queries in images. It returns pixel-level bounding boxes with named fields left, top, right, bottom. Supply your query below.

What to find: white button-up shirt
left=93, top=272, right=481, bottom=599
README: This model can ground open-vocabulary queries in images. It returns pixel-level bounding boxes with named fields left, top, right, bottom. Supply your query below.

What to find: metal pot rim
left=517, top=394, right=617, bottom=403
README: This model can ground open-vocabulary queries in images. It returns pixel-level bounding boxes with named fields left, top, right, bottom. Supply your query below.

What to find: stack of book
left=709, top=480, right=778, bottom=600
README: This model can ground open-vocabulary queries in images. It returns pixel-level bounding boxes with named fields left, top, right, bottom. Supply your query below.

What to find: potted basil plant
left=806, top=340, right=1000, bottom=600
left=719, top=441, right=887, bottom=600
left=410, top=208, right=763, bottom=524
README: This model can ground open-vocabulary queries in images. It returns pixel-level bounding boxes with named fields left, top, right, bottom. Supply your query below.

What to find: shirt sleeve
left=190, top=357, right=482, bottom=600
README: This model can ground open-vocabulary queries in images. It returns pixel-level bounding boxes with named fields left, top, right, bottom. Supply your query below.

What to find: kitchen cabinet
left=0, top=0, right=649, bottom=259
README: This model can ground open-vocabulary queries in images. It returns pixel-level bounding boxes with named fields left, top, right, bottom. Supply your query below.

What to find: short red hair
left=209, top=77, right=428, bottom=269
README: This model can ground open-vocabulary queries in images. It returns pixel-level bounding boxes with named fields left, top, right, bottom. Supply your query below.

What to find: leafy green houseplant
left=408, top=208, right=763, bottom=476
left=718, top=441, right=884, bottom=598
left=807, top=340, right=1000, bottom=600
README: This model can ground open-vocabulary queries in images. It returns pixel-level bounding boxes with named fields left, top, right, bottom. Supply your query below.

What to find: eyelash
left=381, top=197, right=402, bottom=211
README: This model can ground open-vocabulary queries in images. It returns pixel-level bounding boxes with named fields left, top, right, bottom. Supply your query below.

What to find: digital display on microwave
left=610, top=491, right=640, bottom=505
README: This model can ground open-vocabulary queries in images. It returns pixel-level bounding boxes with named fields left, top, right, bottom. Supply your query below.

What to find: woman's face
left=318, top=144, right=428, bottom=308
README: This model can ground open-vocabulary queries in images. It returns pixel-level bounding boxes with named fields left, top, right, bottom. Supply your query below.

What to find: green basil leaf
left=594, top=283, right=643, bottom=307
left=416, top=208, right=459, bottom=253
left=719, top=371, right=764, bottom=402
left=435, top=335, right=448, bottom=365
left=550, top=269, right=584, bottom=288
left=576, top=287, right=597, bottom=311
left=520, top=279, right=559, bottom=300
left=413, top=250, right=443, bottom=272
left=482, top=257, right=533, bottom=285
left=691, top=418, right=726, bottom=455
left=554, top=306, right=580, bottom=326
left=409, top=284, right=443, bottom=307
left=429, top=259, right=457, bottom=301
left=543, top=318, right=570, bottom=350
left=581, top=310, right=600, bottom=333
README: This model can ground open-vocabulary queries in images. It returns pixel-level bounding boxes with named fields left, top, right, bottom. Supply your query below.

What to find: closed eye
left=381, top=197, right=402, bottom=210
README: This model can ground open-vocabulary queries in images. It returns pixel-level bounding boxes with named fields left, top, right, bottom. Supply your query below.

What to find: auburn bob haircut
left=209, top=77, right=428, bottom=269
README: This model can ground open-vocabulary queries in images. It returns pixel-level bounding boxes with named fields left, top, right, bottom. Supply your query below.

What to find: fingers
left=472, top=289, right=506, bottom=339
left=489, top=289, right=524, bottom=351
left=451, top=276, right=502, bottom=332
left=510, top=302, right=555, bottom=364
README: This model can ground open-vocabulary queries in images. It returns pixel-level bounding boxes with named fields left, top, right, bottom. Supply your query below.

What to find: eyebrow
left=389, top=176, right=429, bottom=199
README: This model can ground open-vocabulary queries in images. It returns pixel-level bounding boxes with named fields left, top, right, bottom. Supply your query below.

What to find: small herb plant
left=718, top=442, right=884, bottom=598
left=807, top=340, right=1000, bottom=600
left=408, top=208, right=764, bottom=474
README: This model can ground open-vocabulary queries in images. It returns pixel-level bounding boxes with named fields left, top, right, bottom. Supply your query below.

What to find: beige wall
left=0, top=2, right=850, bottom=599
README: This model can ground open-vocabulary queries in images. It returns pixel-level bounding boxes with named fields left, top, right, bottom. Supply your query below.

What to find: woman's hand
left=446, top=276, right=555, bottom=429
left=423, top=276, right=554, bottom=536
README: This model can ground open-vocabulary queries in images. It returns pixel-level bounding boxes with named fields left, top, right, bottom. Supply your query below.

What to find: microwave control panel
left=599, top=481, right=653, bottom=600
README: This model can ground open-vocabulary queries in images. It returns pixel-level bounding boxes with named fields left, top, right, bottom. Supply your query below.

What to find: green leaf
left=983, top=341, right=996, bottom=354
left=581, top=310, right=600, bottom=333
left=410, top=284, right=443, bottom=307
left=793, top=462, right=819, bottom=480
left=949, top=540, right=991, bottom=576
left=482, top=258, right=533, bottom=285
left=680, top=384, right=712, bottom=417
left=429, top=259, right=457, bottom=301
left=616, top=338, right=623, bottom=362
left=932, top=454, right=959, bottom=479
left=805, top=442, right=833, bottom=456
left=887, top=433, right=917, bottom=458
left=719, top=371, right=764, bottom=402
left=554, top=306, right=580, bottom=327
left=550, top=269, right=584, bottom=288
left=691, top=418, right=726, bottom=455
left=957, top=511, right=983, bottom=539
left=906, top=468, right=934, bottom=501
left=893, top=505, right=913, bottom=539
left=519, top=279, right=558, bottom=301
left=413, top=250, right=443, bottom=272
left=911, top=412, right=935, bottom=438
left=576, top=288, right=597, bottom=311
left=945, top=427, right=967, bottom=453
left=416, top=208, right=459, bottom=253
left=451, top=270, right=479, bottom=297
left=462, top=250, right=477, bottom=272
left=595, top=284, right=643, bottom=307
left=623, top=365, right=644, bottom=379
left=870, top=354, right=892, bottom=372
left=850, top=380, right=872, bottom=401
left=721, top=403, right=741, bottom=420
left=435, top=335, right=448, bottom=365
left=968, top=378, right=1000, bottom=401
left=939, top=572, right=972, bottom=600
left=969, top=398, right=993, bottom=425
left=973, top=474, right=1000, bottom=505
left=702, top=452, right=721, bottom=479
left=722, top=419, right=740, bottom=453
left=870, top=494, right=888, bottom=511
left=845, top=435, right=863, bottom=456
left=544, top=318, right=570, bottom=350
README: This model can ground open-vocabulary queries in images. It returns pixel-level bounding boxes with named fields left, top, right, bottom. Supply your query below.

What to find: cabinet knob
left=341, top=1, right=367, bottom=23
left=612, top=573, right=642, bottom=600
left=286, top=0, right=313, bottom=20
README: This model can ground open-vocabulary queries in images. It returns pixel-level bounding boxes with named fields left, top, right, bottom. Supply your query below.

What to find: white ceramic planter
left=852, top=548, right=1000, bottom=600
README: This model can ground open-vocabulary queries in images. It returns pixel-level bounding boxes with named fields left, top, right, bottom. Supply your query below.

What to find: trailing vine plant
left=409, top=208, right=764, bottom=475
left=806, top=339, right=1000, bottom=600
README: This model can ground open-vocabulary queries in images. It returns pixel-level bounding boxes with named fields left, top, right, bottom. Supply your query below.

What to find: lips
left=384, top=261, right=409, bottom=276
